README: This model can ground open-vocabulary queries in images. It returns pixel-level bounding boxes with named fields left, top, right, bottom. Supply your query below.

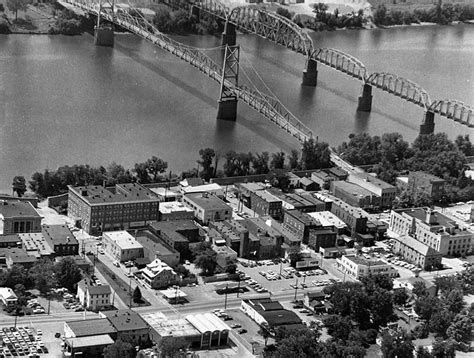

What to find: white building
left=77, top=280, right=112, bottom=311
left=141, top=258, right=179, bottom=289
left=347, top=173, right=396, bottom=208
left=336, top=254, right=398, bottom=280
left=0, top=287, right=18, bottom=307
left=102, top=231, right=144, bottom=263
left=159, top=201, right=194, bottom=221
left=390, top=208, right=472, bottom=256
left=183, top=193, right=232, bottom=225
left=307, top=211, right=348, bottom=232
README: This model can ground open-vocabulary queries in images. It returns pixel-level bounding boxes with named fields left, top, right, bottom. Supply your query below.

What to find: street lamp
left=293, top=278, right=299, bottom=302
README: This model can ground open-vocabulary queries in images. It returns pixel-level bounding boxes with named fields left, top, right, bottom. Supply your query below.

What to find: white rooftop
left=142, top=258, right=176, bottom=279
left=159, top=201, right=194, bottom=214
left=182, top=183, right=223, bottom=194
left=186, top=313, right=231, bottom=333
left=103, top=231, right=143, bottom=250
left=307, top=211, right=347, bottom=229
left=142, top=312, right=200, bottom=337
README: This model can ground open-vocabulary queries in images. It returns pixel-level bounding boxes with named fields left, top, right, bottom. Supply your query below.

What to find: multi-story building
left=408, top=171, right=445, bottom=201
left=249, top=190, right=283, bottom=220
left=392, top=235, right=442, bottom=270
left=347, top=173, right=396, bottom=208
left=0, top=248, right=36, bottom=269
left=307, top=211, right=348, bottom=234
left=329, top=197, right=369, bottom=236
left=283, top=209, right=323, bottom=244
left=267, top=190, right=320, bottom=212
left=307, top=228, right=337, bottom=251
left=19, top=233, right=55, bottom=258
left=235, top=182, right=266, bottom=208
left=331, top=180, right=380, bottom=209
left=209, top=220, right=247, bottom=257
left=182, top=192, right=232, bottom=225
left=0, top=200, right=42, bottom=235
left=240, top=218, right=284, bottom=260
left=336, top=254, right=398, bottom=280
left=134, top=229, right=180, bottom=267
left=99, top=310, right=150, bottom=347
left=102, top=231, right=144, bottom=263
left=140, top=258, right=179, bottom=289
left=0, top=234, right=21, bottom=249
left=390, top=208, right=473, bottom=256
left=67, top=183, right=161, bottom=235
left=42, top=224, right=79, bottom=256
left=159, top=201, right=194, bottom=221
left=77, top=280, right=112, bottom=311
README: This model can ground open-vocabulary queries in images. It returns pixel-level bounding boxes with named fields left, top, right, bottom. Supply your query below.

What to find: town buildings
left=159, top=201, right=194, bottom=221
left=99, top=310, right=150, bottom=346
left=336, top=254, right=398, bottom=280
left=140, top=258, right=179, bottom=289
left=67, top=183, right=161, bottom=234
left=0, top=200, right=42, bottom=235
left=182, top=192, right=232, bottom=225
left=76, top=280, right=112, bottom=311
left=408, top=171, right=445, bottom=201
left=102, top=231, right=144, bottom=263
left=18, top=233, right=55, bottom=258
left=42, top=224, right=79, bottom=256
left=347, top=172, right=396, bottom=208
left=392, top=235, right=442, bottom=270
left=0, top=287, right=18, bottom=307
left=135, top=229, right=180, bottom=267
left=390, top=208, right=473, bottom=256
left=331, top=180, right=380, bottom=209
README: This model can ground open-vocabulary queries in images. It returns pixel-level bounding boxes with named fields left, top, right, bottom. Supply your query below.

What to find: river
left=0, top=24, right=473, bottom=193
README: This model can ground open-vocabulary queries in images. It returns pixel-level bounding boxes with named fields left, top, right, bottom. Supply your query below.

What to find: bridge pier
left=302, top=58, right=318, bottom=87
left=217, top=99, right=238, bottom=121
left=94, top=26, right=114, bottom=47
left=357, top=84, right=372, bottom=112
left=420, top=111, right=435, bottom=135
left=190, top=5, right=200, bottom=23
left=221, top=21, right=236, bottom=47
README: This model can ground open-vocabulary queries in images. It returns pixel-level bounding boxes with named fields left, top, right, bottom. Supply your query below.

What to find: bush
left=0, top=18, right=10, bottom=34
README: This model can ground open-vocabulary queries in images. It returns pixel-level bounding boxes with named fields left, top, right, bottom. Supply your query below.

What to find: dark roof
left=0, top=201, right=41, bottom=219
left=184, top=193, right=231, bottom=211
left=305, top=291, right=325, bottom=299
left=68, top=183, right=159, bottom=205
left=0, top=234, right=20, bottom=244
left=65, top=319, right=117, bottom=337
left=261, top=310, right=302, bottom=327
left=0, top=248, right=36, bottom=264
left=100, top=310, right=148, bottom=332
left=42, top=225, right=78, bottom=246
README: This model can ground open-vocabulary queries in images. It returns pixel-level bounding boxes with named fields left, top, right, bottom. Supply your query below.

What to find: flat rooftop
left=307, top=211, right=347, bottom=229
left=42, top=225, right=78, bottom=246
left=103, top=231, right=143, bottom=250
left=396, top=208, right=456, bottom=228
left=253, top=190, right=281, bottom=203
left=18, top=233, right=54, bottom=256
left=142, top=312, right=200, bottom=338
left=65, top=319, right=117, bottom=337
left=285, top=209, right=321, bottom=226
left=349, top=173, right=395, bottom=190
left=159, top=201, right=194, bottom=214
left=65, top=334, right=114, bottom=348
left=100, top=309, right=148, bottom=332
left=135, top=231, right=178, bottom=257
left=184, top=193, right=231, bottom=211
left=0, top=200, right=40, bottom=219
left=345, top=254, right=387, bottom=267
left=69, top=183, right=160, bottom=205
left=332, top=180, right=374, bottom=197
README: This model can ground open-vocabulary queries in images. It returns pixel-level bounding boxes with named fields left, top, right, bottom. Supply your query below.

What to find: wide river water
left=0, top=24, right=473, bottom=193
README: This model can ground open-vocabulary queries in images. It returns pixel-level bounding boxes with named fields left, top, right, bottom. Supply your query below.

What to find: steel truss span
left=429, top=100, right=474, bottom=128
left=313, top=48, right=366, bottom=81
left=64, top=0, right=313, bottom=143
left=365, top=72, right=431, bottom=109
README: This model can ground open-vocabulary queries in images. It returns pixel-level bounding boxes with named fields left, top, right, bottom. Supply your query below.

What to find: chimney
left=81, top=189, right=88, bottom=196
left=425, top=208, right=437, bottom=225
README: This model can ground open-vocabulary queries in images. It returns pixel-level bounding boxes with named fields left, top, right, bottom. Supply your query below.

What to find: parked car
left=237, top=328, right=247, bottom=334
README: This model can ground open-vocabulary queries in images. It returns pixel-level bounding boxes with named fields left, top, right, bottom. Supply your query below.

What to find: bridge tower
left=357, top=83, right=373, bottom=112
left=222, top=20, right=237, bottom=47
left=190, top=5, right=200, bottom=23
left=419, top=111, right=435, bottom=135
left=302, top=57, right=318, bottom=87
left=217, top=45, right=240, bottom=121
left=94, top=0, right=115, bottom=47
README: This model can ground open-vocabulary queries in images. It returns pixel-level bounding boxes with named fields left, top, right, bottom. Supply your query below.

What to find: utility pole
left=293, top=278, right=299, bottom=302
left=224, top=284, right=229, bottom=310
left=128, top=267, right=132, bottom=308
left=237, top=276, right=241, bottom=298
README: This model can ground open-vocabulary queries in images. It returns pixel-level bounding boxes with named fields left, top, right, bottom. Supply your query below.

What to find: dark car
left=54, top=333, right=61, bottom=339
left=237, top=328, right=247, bottom=334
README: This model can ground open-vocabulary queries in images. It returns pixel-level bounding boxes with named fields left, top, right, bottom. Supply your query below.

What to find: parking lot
left=0, top=326, right=48, bottom=357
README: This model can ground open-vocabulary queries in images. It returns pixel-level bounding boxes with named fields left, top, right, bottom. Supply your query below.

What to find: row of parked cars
left=26, top=299, right=45, bottom=314
left=0, top=326, right=47, bottom=357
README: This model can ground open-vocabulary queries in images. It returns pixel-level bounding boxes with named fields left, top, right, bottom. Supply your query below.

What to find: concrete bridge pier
left=94, top=26, right=114, bottom=47
left=190, top=5, right=200, bottom=22
left=357, top=84, right=372, bottom=112
left=302, top=58, right=318, bottom=87
left=420, top=111, right=435, bottom=135
left=221, top=21, right=236, bottom=47
left=217, top=99, right=237, bottom=121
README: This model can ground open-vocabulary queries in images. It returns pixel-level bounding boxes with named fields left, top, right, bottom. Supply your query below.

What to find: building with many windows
left=77, top=280, right=112, bottom=311
left=182, top=192, right=232, bottom=225
left=140, top=258, right=179, bottom=289
left=347, top=173, right=396, bottom=208
left=0, top=200, right=42, bottom=235
left=392, top=235, right=442, bottom=270
left=390, top=208, right=472, bottom=256
left=336, top=254, right=398, bottom=280
left=102, top=231, right=144, bottom=263
left=42, top=224, right=79, bottom=256
left=99, top=310, right=150, bottom=347
left=408, top=171, right=445, bottom=201
left=67, top=183, right=160, bottom=235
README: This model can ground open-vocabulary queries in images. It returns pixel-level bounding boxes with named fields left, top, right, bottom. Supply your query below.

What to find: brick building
left=408, top=171, right=445, bottom=201
left=0, top=200, right=42, bottom=235
left=67, top=183, right=160, bottom=235
left=182, top=192, right=232, bottom=225
left=42, top=224, right=79, bottom=256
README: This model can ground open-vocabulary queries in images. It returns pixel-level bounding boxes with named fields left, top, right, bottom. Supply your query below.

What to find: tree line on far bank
left=20, top=138, right=330, bottom=198
left=337, top=133, right=474, bottom=204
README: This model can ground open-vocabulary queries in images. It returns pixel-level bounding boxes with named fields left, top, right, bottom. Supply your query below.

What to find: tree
left=414, top=295, right=441, bottom=321
left=103, top=339, right=136, bottom=358
left=54, top=258, right=82, bottom=292
left=259, top=322, right=271, bottom=347
left=380, top=329, right=414, bottom=358
left=270, top=152, right=285, bottom=170
left=252, top=152, right=270, bottom=175
left=7, top=0, right=30, bottom=21
left=157, top=336, right=189, bottom=358
left=267, top=169, right=291, bottom=192
left=455, top=135, right=474, bottom=156
left=146, top=156, right=168, bottom=182
left=193, top=245, right=217, bottom=276
left=134, top=162, right=150, bottom=183
left=198, top=148, right=216, bottom=181
left=444, top=289, right=465, bottom=314
left=416, top=346, right=433, bottom=358
left=224, top=258, right=237, bottom=274
left=269, top=327, right=323, bottom=358
left=106, top=162, right=133, bottom=185
left=300, top=139, right=331, bottom=170
left=429, top=309, right=454, bottom=337
left=313, top=2, right=329, bottom=22
left=322, top=314, right=352, bottom=341
left=370, top=287, right=394, bottom=328
left=393, top=288, right=409, bottom=306
left=174, top=264, right=191, bottom=278
left=412, top=281, right=427, bottom=297
left=12, top=176, right=27, bottom=197
left=446, top=311, right=472, bottom=343
left=431, top=338, right=456, bottom=358
left=133, top=286, right=143, bottom=303
left=3, top=265, right=30, bottom=289
left=288, top=149, right=300, bottom=170
left=29, top=259, right=56, bottom=295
